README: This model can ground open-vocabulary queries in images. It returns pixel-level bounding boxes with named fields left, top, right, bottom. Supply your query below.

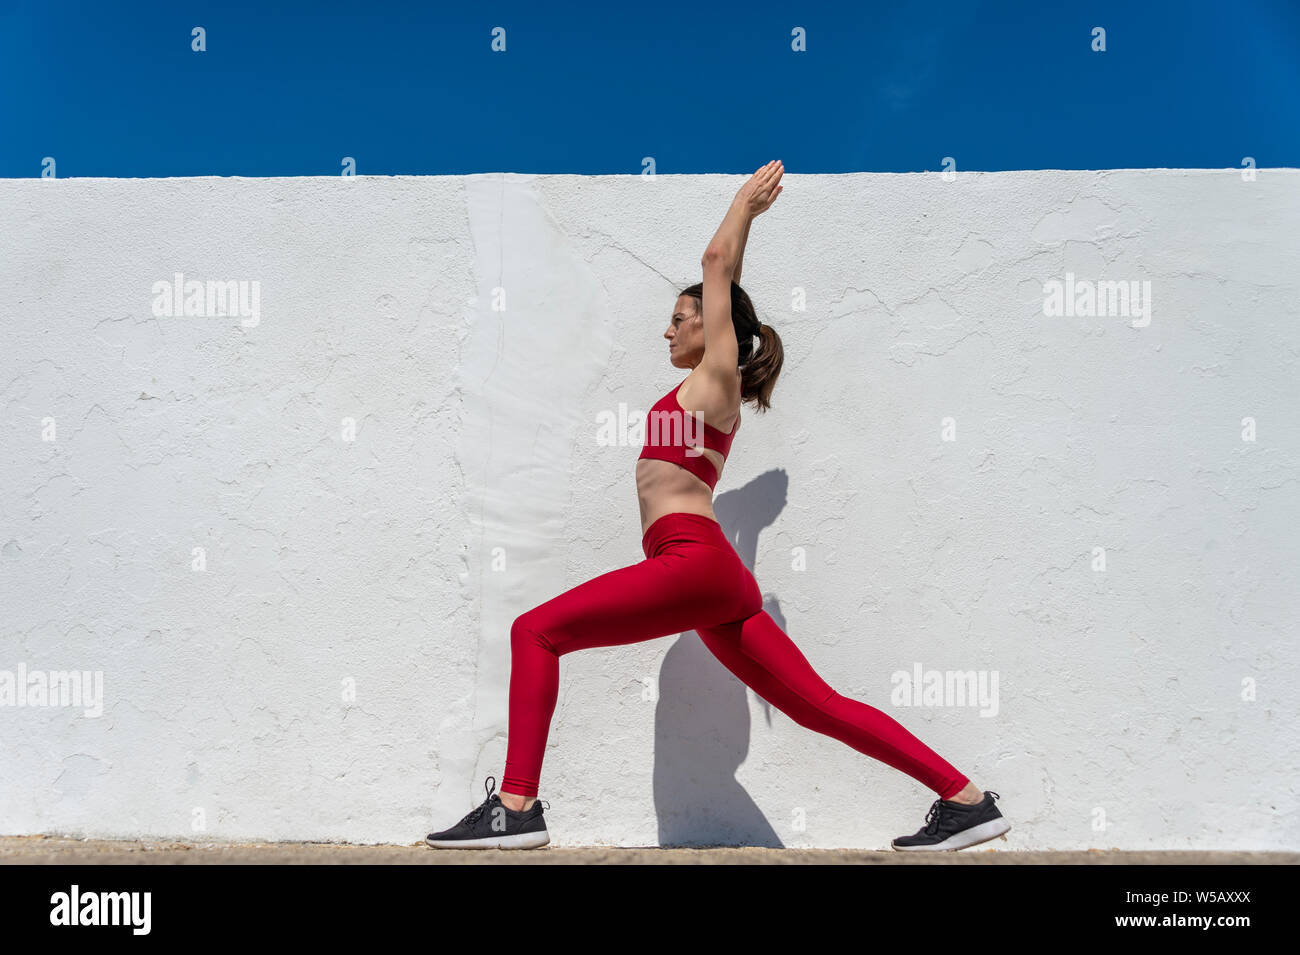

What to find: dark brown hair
left=678, top=281, right=783, bottom=412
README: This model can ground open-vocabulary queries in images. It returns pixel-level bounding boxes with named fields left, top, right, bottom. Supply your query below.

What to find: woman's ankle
left=499, top=790, right=536, bottom=812
left=946, top=781, right=983, bottom=805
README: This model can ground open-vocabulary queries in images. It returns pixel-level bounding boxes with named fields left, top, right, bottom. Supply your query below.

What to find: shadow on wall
left=652, top=469, right=789, bottom=848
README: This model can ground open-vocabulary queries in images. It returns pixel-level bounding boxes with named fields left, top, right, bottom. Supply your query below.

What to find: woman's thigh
left=517, top=542, right=757, bottom=655
left=695, top=611, right=838, bottom=716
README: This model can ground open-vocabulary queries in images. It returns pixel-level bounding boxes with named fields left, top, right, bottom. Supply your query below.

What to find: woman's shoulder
left=678, top=369, right=742, bottom=432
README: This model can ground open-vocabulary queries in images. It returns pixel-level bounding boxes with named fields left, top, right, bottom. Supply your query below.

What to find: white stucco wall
left=1, top=169, right=1297, bottom=851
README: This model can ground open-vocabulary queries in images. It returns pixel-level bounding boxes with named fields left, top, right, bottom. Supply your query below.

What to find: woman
left=426, top=160, right=1010, bottom=852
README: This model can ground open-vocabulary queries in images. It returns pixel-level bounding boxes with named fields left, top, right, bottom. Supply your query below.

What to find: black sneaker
left=425, top=775, right=551, bottom=849
left=891, top=790, right=1011, bottom=851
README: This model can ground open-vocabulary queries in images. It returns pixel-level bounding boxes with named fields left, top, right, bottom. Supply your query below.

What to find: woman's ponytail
left=741, top=320, right=783, bottom=412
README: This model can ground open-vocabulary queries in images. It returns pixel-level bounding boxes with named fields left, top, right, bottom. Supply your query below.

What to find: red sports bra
left=637, top=378, right=739, bottom=490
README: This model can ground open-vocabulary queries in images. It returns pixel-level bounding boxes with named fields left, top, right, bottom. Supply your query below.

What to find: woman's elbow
left=701, top=246, right=732, bottom=271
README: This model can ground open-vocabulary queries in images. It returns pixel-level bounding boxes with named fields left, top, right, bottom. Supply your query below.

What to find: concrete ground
left=1, top=836, right=1294, bottom=864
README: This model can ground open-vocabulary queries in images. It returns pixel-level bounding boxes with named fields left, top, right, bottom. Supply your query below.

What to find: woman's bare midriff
left=636, top=456, right=726, bottom=537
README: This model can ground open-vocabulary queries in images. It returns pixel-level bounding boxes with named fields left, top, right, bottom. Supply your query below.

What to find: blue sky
left=1, top=0, right=1297, bottom=177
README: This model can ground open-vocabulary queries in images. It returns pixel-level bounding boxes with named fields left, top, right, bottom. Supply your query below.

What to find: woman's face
left=664, top=294, right=705, bottom=369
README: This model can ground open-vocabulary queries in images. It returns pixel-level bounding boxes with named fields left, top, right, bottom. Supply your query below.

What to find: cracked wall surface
left=1, top=170, right=1298, bottom=850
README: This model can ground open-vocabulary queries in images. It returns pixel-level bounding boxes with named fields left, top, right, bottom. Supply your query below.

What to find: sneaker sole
left=424, top=830, right=550, bottom=850
left=891, top=817, right=1012, bottom=852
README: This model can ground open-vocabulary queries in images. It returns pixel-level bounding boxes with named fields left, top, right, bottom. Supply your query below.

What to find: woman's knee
left=510, top=609, right=555, bottom=654
left=781, top=699, right=833, bottom=733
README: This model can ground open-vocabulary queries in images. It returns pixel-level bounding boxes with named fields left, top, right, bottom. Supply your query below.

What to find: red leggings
left=502, top=512, right=969, bottom=800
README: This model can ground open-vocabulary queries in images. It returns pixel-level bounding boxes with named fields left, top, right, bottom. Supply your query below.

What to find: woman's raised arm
left=702, top=160, right=783, bottom=271
left=697, top=162, right=784, bottom=383
left=733, top=216, right=752, bottom=285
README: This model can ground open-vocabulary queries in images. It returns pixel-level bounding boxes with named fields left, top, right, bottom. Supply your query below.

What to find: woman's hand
left=732, top=160, right=784, bottom=219
left=703, top=160, right=783, bottom=270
